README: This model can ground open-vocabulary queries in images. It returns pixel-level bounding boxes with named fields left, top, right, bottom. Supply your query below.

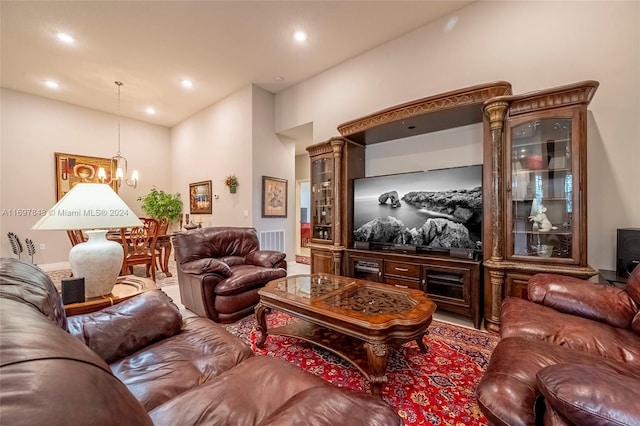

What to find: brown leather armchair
left=172, top=227, right=287, bottom=323
left=477, top=266, right=640, bottom=425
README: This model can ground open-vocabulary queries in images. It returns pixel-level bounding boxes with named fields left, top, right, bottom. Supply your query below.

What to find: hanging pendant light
left=98, top=81, right=139, bottom=188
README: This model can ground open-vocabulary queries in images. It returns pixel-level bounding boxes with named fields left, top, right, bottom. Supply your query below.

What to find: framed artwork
left=55, top=152, right=117, bottom=200
left=189, top=180, right=212, bottom=214
left=262, top=176, right=288, bottom=218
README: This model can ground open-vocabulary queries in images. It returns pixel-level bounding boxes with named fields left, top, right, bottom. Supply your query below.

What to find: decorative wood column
left=483, top=99, right=509, bottom=332
left=484, top=100, right=509, bottom=261
left=330, top=138, right=344, bottom=247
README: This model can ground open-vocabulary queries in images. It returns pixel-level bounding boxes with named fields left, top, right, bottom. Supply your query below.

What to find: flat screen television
left=352, top=164, right=482, bottom=253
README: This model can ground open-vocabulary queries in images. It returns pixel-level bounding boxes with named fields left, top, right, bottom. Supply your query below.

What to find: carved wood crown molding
left=306, top=137, right=347, bottom=156
left=337, top=82, right=513, bottom=137
left=484, top=80, right=599, bottom=117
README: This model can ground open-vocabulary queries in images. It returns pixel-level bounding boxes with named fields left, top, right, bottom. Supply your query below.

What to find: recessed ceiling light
left=293, top=31, right=307, bottom=42
left=56, top=32, right=75, bottom=44
left=444, top=16, right=459, bottom=33
left=146, top=107, right=156, bottom=115
left=181, top=79, right=193, bottom=88
left=44, top=80, right=59, bottom=89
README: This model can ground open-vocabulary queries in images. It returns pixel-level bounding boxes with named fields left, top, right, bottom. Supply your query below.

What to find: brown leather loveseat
left=477, top=266, right=640, bottom=425
left=173, top=227, right=287, bottom=323
left=0, top=258, right=402, bottom=425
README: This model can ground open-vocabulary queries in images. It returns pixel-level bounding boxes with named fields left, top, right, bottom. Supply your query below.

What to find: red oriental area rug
left=225, top=312, right=499, bottom=426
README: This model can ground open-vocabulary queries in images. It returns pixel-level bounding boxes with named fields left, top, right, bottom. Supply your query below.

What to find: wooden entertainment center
left=307, top=80, right=598, bottom=331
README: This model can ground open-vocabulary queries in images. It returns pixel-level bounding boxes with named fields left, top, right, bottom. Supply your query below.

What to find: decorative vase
left=229, top=185, right=237, bottom=194
left=69, top=230, right=124, bottom=298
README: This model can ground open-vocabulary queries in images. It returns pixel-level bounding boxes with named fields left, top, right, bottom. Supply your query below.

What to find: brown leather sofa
left=477, top=266, right=640, bottom=425
left=173, top=227, right=287, bottom=323
left=0, top=258, right=402, bottom=426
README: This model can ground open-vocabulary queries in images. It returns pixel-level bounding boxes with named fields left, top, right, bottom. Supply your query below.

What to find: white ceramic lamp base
left=69, top=230, right=124, bottom=298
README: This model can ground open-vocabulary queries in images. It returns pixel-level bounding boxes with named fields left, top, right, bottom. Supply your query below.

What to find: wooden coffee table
left=64, top=275, right=157, bottom=316
left=255, top=274, right=436, bottom=395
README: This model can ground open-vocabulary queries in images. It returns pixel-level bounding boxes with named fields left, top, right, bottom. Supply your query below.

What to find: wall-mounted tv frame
left=352, top=164, right=483, bottom=258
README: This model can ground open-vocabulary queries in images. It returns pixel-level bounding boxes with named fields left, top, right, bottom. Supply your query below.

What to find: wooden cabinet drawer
left=384, top=260, right=420, bottom=279
left=385, top=276, right=421, bottom=290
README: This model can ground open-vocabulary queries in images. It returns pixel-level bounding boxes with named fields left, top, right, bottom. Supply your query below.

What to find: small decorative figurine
left=529, top=204, right=557, bottom=232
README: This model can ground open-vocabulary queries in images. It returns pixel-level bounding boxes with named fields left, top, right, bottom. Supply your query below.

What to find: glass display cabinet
left=306, top=137, right=365, bottom=274
left=508, top=115, right=577, bottom=262
left=482, top=80, right=599, bottom=332
left=310, top=155, right=334, bottom=242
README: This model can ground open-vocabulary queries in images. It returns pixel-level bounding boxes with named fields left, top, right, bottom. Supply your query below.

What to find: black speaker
left=617, top=228, right=640, bottom=277
left=61, top=277, right=85, bottom=304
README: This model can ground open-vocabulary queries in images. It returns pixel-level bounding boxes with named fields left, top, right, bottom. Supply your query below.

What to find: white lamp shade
left=32, top=183, right=142, bottom=230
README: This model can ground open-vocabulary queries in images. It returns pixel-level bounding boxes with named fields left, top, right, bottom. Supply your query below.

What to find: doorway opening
left=296, top=180, right=310, bottom=264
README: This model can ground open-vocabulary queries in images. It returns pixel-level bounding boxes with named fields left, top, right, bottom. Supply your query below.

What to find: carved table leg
left=364, top=342, right=389, bottom=396
left=255, top=303, right=271, bottom=348
left=416, top=329, right=430, bottom=352
left=162, top=243, right=172, bottom=277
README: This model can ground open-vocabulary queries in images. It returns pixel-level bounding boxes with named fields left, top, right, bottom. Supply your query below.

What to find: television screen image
left=352, top=165, right=482, bottom=251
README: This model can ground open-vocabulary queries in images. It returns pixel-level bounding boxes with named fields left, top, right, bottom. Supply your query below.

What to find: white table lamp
left=32, top=183, right=142, bottom=298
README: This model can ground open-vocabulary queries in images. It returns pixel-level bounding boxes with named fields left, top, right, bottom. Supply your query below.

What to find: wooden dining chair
left=66, top=229, right=87, bottom=247
left=120, top=218, right=160, bottom=281
left=154, top=218, right=170, bottom=271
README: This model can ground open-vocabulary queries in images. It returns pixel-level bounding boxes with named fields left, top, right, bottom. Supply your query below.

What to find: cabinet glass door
left=509, top=116, right=576, bottom=261
left=311, top=157, right=333, bottom=242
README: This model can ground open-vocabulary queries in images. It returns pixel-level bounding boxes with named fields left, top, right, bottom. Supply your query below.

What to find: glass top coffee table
left=256, top=274, right=437, bottom=395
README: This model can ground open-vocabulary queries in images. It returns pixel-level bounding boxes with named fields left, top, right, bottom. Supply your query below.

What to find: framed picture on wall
left=189, top=180, right=212, bottom=214
left=262, top=176, right=287, bottom=218
left=55, top=152, right=117, bottom=200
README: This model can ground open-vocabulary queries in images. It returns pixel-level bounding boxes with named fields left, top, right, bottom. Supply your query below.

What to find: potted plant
left=224, top=174, right=239, bottom=193
left=137, top=187, right=183, bottom=233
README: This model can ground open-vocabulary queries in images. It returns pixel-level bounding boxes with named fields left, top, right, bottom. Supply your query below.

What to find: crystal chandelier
left=98, top=81, right=139, bottom=188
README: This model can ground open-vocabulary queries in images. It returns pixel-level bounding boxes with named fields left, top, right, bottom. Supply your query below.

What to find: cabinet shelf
left=512, top=230, right=571, bottom=236
left=512, top=137, right=570, bottom=149
left=512, top=197, right=569, bottom=202
left=512, top=167, right=571, bottom=174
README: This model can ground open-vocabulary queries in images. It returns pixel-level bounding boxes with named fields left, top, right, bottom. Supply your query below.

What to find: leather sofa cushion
left=111, top=316, right=254, bottom=411
left=528, top=273, right=638, bottom=329
left=148, top=356, right=327, bottom=426
left=214, top=288, right=261, bottom=315
left=245, top=251, right=286, bottom=268
left=67, top=290, right=183, bottom=363
left=477, top=336, right=635, bottom=426
left=0, top=298, right=152, bottom=426
left=258, top=386, right=404, bottom=426
left=173, top=227, right=259, bottom=262
left=537, top=363, right=640, bottom=425
left=625, top=264, right=640, bottom=305
left=215, top=265, right=287, bottom=296
left=180, top=258, right=232, bottom=277
left=0, top=257, right=67, bottom=330
left=218, top=255, right=246, bottom=267
left=501, top=297, right=640, bottom=363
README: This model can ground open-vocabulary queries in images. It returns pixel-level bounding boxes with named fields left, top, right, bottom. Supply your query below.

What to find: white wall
left=170, top=86, right=253, bottom=228
left=274, top=1, right=640, bottom=270
left=0, top=88, right=171, bottom=264
left=251, top=85, right=296, bottom=260
left=170, top=85, right=297, bottom=261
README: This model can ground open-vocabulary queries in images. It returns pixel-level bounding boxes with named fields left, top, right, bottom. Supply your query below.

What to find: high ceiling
left=1, top=1, right=472, bottom=135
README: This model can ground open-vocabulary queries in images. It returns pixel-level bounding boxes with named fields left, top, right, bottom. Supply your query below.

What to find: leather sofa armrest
left=245, top=250, right=286, bottom=269
left=528, top=273, right=638, bottom=329
left=180, top=258, right=232, bottom=277
left=67, top=290, right=182, bottom=363
left=537, top=363, right=640, bottom=426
